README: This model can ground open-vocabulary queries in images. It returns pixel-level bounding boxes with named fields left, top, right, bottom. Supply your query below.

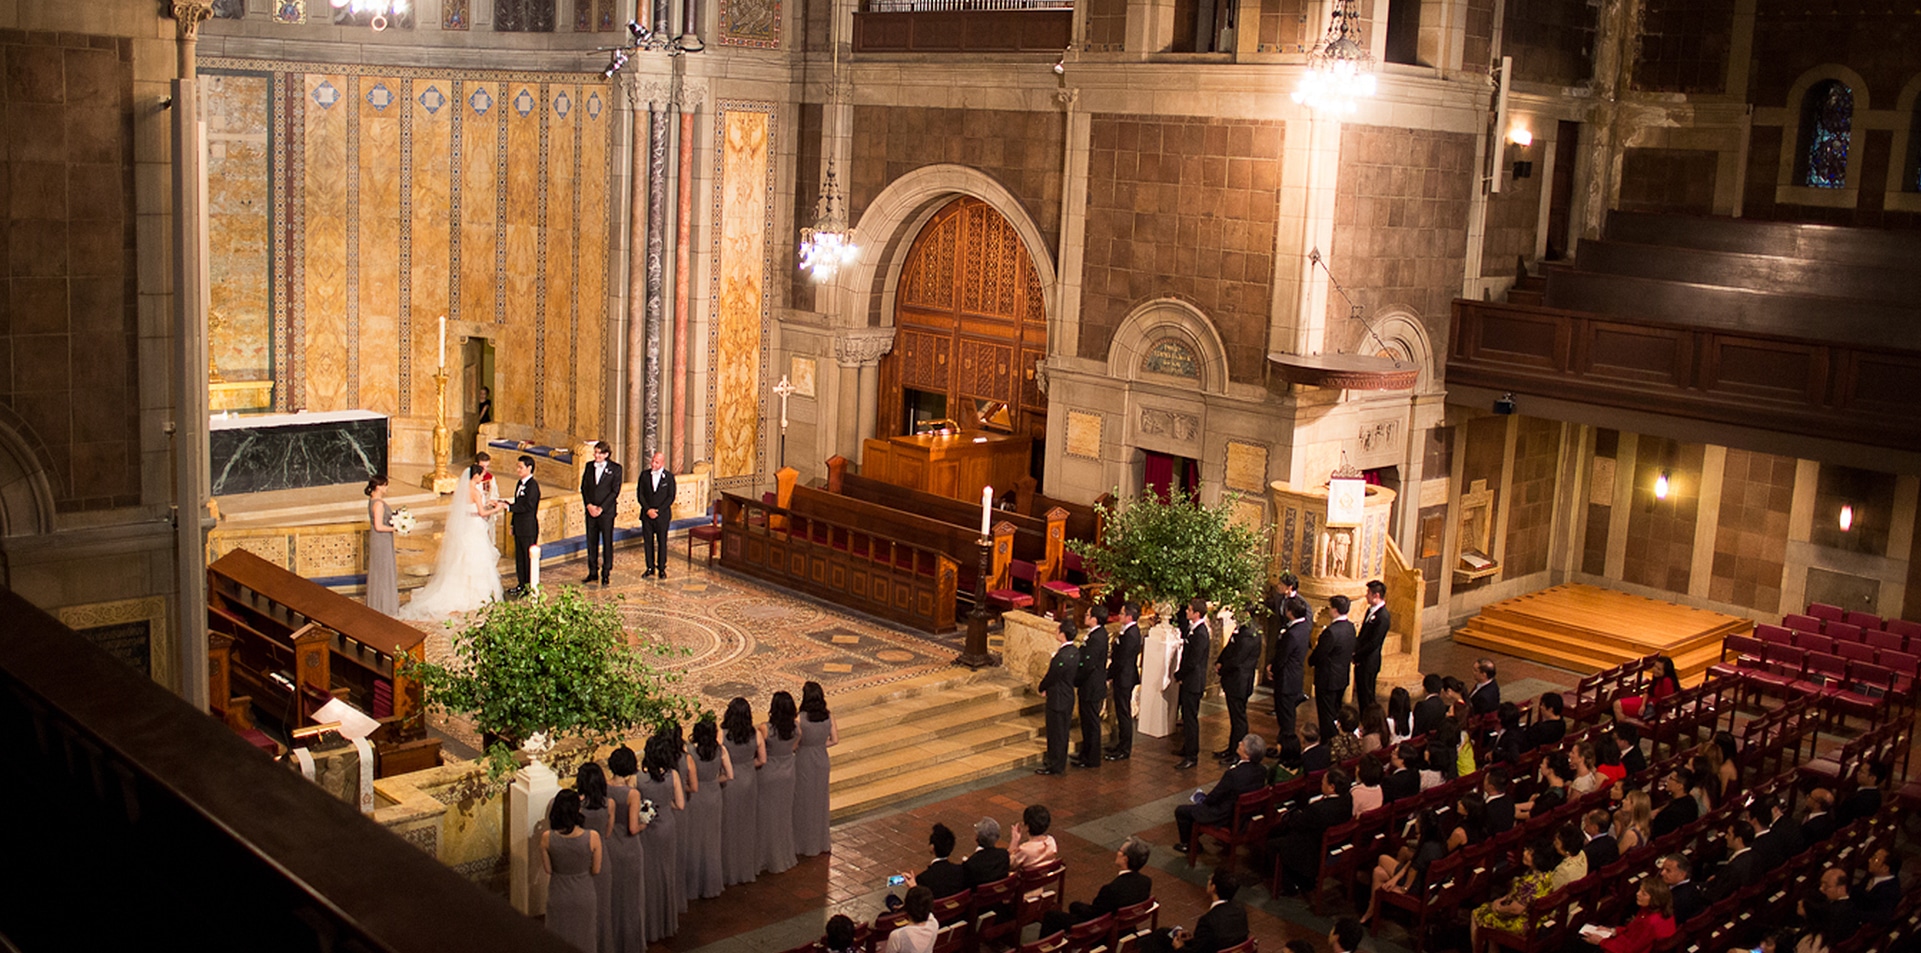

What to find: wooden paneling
left=1448, top=299, right=1921, bottom=452
left=852, top=10, right=1073, bottom=52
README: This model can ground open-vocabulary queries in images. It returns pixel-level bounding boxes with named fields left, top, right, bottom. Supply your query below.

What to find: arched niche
left=0, top=408, right=57, bottom=540
left=1366, top=309, right=1438, bottom=395
left=1105, top=298, right=1231, bottom=396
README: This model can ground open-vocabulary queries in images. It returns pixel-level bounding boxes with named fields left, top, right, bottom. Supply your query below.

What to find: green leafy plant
left=1069, top=487, right=1269, bottom=616
left=402, top=586, right=696, bottom=779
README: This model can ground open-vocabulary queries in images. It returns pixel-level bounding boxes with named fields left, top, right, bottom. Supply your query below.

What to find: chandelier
left=331, top=0, right=408, bottom=31
left=1292, top=0, right=1376, bottom=115
left=799, top=160, right=858, bottom=282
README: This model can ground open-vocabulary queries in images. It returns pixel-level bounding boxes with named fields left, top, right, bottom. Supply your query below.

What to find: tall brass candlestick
left=421, top=367, right=459, bottom=494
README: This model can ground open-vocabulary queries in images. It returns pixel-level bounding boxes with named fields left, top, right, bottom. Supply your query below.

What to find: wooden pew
left=718, top=492, right=961, bottom=634
left=206, top=549, right=441, bottom=777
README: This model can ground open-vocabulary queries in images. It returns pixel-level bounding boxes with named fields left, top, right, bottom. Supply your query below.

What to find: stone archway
left=1105, top=297, right=1233, bottom=397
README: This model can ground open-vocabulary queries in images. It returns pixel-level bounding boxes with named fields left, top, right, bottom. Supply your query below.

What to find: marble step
left=833, top=678, right=1033, bottom=733
left=831, top=721, right=1044, bottom=793
left=833, top=694, right=1043, bottom=762
left=831, top=746, right=1045, bottom=822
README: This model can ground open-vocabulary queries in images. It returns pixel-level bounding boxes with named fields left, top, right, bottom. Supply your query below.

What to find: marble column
left=644, top=105, right=669, bottom=456
left=671, top=92, right=697, bottom=471
left=834, top=328, right=895, bottom=450
left=624, top=79, right=650, bottom=471
left=170, top=0, right=214, bottom=709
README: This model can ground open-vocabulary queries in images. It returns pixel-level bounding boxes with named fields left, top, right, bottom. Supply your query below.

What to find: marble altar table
left=210, top=410, right=389, bottom=496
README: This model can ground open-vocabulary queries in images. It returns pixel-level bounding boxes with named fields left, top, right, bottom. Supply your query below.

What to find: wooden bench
left=207, top=549, right=441, bottom=777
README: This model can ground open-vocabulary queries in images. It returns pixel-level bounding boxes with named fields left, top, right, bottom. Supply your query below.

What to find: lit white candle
left=437, top=315, right=447, bottom=368
left=980, top=485, right=993, bottom=537
left=529, top=544, right=541, bottom=590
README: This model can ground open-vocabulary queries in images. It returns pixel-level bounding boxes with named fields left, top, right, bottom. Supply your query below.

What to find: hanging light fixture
left=1838, top=503, right=1854, bottom=532
left=331, top=0, right=409, bottom=31
left=1291, top=0, right=1377, bottom=115
left=798, top=14, right=858, bottom=282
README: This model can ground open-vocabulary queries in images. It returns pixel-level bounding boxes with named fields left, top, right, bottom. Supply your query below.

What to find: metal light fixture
left=798, top=11, right=858, bottom=282
left=332, top=0, right=408, bottom=31
left=1291, top=0, right=1377, bottom=115
left=1839, top=503, right=1854, bottom=532
left=597, top=17, right=704, bottom=75
left=1654, top=470, right=1671, bottom=501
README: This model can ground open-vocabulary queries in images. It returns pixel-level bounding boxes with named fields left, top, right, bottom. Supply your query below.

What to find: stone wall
left=847, top=105, right=1064, bottom=253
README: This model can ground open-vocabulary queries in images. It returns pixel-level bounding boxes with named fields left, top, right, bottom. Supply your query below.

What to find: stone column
left=623, top=77, right=651, bottom=471
left=670, top=83, right=699, bottom=471
left=170, top=0, right=214, bottom=710
left=644, top=103, right=669, bottom=456
left=834, top=329, right=895, bottom=451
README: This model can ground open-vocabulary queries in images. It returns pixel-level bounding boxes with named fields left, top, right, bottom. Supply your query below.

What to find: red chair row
left=1766, top=617, right=1921, bottom=659
left=1711, top=634, right=1911, bottom=725
left=1803, top=602, right=1921, bottom=638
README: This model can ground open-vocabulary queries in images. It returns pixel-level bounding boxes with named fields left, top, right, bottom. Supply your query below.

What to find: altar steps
left=828, top=669, right=1045, bottom=822
left=1453, top=584, right=1748, bottom=680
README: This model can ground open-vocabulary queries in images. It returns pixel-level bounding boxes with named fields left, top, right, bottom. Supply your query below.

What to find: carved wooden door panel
left=880, top=197, right=1048, bottom=447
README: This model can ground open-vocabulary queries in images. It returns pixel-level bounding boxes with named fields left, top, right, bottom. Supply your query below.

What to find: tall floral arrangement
left=1069, top=488, right=1269, bottom=617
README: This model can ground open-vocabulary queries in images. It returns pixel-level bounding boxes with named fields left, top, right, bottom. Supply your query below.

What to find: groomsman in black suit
left=1073, top=605, right=1110, bottom=768
left=1353, top=580, right=1391, bottom=710
left=1213, top=610, right=1261, bottom=764
left=1309, top=595, right=1356, bottom=735
left=1174, top=599, right=1212, bottom=770
left=507, top=455, right=541, bottom=597
left=579, top=441, right=622, bottom=586
left=1036, top=619, right=1081, bottom=775
left=635, top=450, right=676, bottom=578
left=1105, top=603, right=1143, bottom=761
left=1269, top=596, right=1311, bottom=764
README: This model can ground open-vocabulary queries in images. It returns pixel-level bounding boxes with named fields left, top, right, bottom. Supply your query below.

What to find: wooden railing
left=1447, top=298, right=1921, bottom=452
left=719, top=492, right=961, bottom=634
left=1383, top=538, right=1424, bottom=657
left=853, top=7, right=1072, bottom=52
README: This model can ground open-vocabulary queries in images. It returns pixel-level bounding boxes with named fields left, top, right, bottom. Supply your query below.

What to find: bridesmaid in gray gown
left=605, top=746, right=649, bottom=953
left=793, top=681, right=839, bottom=857
left=364, top=476, right=398, bottom=615
left=759, top=691, right=802, bottom=874
left=541, top=789, right=602, bottom=952
left=684, top=718, right=732, bottom=899
left=672, top=724, right=698, bottom=910
left=575, top=763, right=616, bottom=953
left=637, top=733, right=686, bottom=943
left=720, top=697, right=765, bottom=887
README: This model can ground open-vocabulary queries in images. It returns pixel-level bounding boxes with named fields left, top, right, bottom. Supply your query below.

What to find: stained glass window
left=495, top=0, right=557, bottom=32
left=1798, top=81, right=1852, bottom=189
left=1142, top=337, right=1200, bottom=379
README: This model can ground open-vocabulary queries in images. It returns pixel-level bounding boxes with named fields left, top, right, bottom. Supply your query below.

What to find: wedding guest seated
left=1748, top=797, right=1788, bottom=870
left=819, top=914, right=861, bottom=953
left=1175, top=734, right=1268, bottom=853
left=1490, top=702, right=1526, bottom=766
left=883, top=887, right=938, bottom=953
left=1469, top=836, right=1557, bottom=950
left=1038, top=836, right=1153, bottom=937
left=1273, top=767, right=1355, bottom=895
left=1708, top=821, right=1759, bottom=902
left=1383, top=743, right=1422, bottom=802
left=1525, top=692, right=1568, bottom=749
left=1299, top=722, right=1331, bottom=774
left=1484, top=767, right=1516, bottom=834
left=1837, top=761, right=1887, bottom=824
left=1361, top=807, right=1445, bottom=922
left=1615, top=723, right=1648, bottom=776
left=962, top=818, right=1010, bottom=887
left=1137, top=868, right=1247, bottom=953
left=897, top=822, right=967, bottom=901
left=1651, top=769, right=1699, bottom=838
left=1552, top=824, right=1588, bottom=889
left=1659, top=854, right=1705, bottom=923
left=1328, top=706, right=1364, bottom=763
left=1351, top=756, right=1385, bottom=817
left=1583, top=808, right=1620, bottom=868
left=1800, top=788, right=1839, bottom=844
left=1516, top=753, right=1572, bottom=820
left=1614, top=655, right=1679, bottom=726
left=1860, top=847, right=1901, bottom=924
left=1008, top=804, right=1057, bottom=871
left=1797, top=867, right=1861, bottom=943
left=1328, top=918, right=1364, bottom=953
left=1469, top=657, right=1501, bottom=715
left=1577, top=879, right=1676, bottom=953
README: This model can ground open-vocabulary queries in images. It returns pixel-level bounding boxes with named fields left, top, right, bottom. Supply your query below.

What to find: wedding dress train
left=398, top=480, right=503, bottom=621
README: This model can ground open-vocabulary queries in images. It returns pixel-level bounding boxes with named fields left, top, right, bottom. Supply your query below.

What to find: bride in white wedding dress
left=398, top=466, right=508, bottom=621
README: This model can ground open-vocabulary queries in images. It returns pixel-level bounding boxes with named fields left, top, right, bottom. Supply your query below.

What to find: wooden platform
left=1454, top=584, right=1751, bottom=679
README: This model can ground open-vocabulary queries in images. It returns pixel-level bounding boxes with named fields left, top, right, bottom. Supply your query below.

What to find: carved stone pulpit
left=1267, top=479, right=1398, bottom=609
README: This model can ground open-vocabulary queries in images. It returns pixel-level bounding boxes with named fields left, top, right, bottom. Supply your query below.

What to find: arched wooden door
left=878, top=196, right=1049, bottom=474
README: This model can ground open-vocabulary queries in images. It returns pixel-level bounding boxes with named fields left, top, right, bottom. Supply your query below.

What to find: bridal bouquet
left=636, top=798, right=659, bottom=825
left=391, top=506, right=417, bottom=535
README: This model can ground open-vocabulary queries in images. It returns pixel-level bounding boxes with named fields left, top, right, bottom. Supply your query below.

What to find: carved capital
left=834, top=328, right=896, bottom=369
left=675, top=77, right=706, bottom=112
left=169, top=0, right=214, bottom=39
left=623, top=73, right=675, bottom=109
left=1055, top=87, right=1079, bottom=110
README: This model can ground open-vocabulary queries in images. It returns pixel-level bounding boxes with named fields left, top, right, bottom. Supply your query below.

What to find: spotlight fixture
left=1493, top=392, right=1516, bottom=415
left=1052, top=48, right=1066, bottom=76
left=595, top=16, right=704, bottom=75
left=1654, top=470, right=1670, bottom=501
left=1839, top=503, right=1854, bottom=532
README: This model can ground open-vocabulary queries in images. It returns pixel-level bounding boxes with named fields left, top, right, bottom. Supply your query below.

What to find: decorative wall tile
left=720, top=0, right=781, bottom=48
left=709, top=103, right=776, bottom=482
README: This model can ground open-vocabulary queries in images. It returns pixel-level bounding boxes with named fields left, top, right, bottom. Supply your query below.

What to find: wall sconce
left=1838, top=503, right=1854, bottom=532
left=1506, top=126, right=1533, bottom=147
left=1654, top=470, right=1670, bottom=500
left=1506, top=125, right=1533, bottom=180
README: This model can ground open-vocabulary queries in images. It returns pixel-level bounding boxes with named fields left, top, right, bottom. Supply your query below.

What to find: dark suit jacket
left=1484, top=795, right=1516, bottom=835
left=1469, top=680, right=1501, bottom=715
left=1355, top=603, right=1391, bottom=666
left=1771, top=814, right=1804, bottom=858
left=1271, top=794, right=1353, bottom=866
left=1621, top=744, right=1649, bottom=777
left=1192, top=761, right=1267, bottom=826
left=1176, top=619, right=1211, bottom=695
left=1671, top=880, right=1706, bottom=923
left=1078, top=626, right=1110, bottom=700
left=962, top=847, right=1010, bottom=887
left=1805, top=897, right=1861, bottom=942
left=1301, top=744, right=1332, bottom=774
left=1078, top=870, right=1153, bottom=920
left=1413, top=694, right=1448, bottom=736
left=1493, top=729, right=1525, bottom=766
left=1651, top=797, right=1698, bottom=838
left=1383, top=766, right=1420, bottom=802
left=1860, top=876, right=1901, bottom=923
left=636, top=467, right=677, bottom=524
left=916, top=858, right=968, bottom=900
left=579, top=460, right=623, bottom=513
left=1709, top=848, right=1757, bottom=901
left=1801, top=811, right=1840, bottom=845
left=1837, top=788, right=1881, bottom=825
left=508, top=476, right=542, bottom=539
left=1308, top=619, right=1355, bottom=695
left=1217, top=623, right=1261, bottom=698
left=1584, top=832, right=1620, bottom=869
left=1749, top=828, right=1786, bottom=871
left=1109, top=622, right=1143, bottom=691
left=1184, top=902, right=1249, bottom=953
left=1039, top=642, right=1080, bottom=711
left=1271, top=619, right=1310, bottom=697
left=1524, top=718, right=1567, bottom=750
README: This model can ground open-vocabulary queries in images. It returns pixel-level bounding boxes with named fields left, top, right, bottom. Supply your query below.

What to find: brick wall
left=849, top=105, right=1065, bottom=252
left=1328, top=125, right=1476, bottom=354
left=1710, top=449, right=1795, bottom=614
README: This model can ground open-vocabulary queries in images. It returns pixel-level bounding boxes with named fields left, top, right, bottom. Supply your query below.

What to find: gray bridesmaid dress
left=603, top=782, right=647, bottom=953
left=720, top=734, right=760, bottom=886
left=758, top=726, right=799, bottom=874
left=636, top=771, right=682, bottom=943
left=674, top=756, right=695, bottom=912
left=685, top=751, right=727, bottom=898
left=544, top=829, right=597, bottom=952
left=581, top=796, right=614, bottom=953
left=366, top=500, right=398, bottom=615
left=793, top=716, right=833, bottom=857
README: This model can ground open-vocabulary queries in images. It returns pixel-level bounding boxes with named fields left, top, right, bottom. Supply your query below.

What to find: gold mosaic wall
left=203, top=60, right=613, bottom=439
left=709, top=104, right=775, bottom=482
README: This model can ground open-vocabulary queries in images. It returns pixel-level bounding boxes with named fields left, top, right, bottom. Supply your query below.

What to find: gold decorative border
left=57, top=596, right=173, bottom=690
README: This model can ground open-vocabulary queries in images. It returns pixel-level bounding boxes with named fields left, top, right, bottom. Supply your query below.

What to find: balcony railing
left=854, top=0, right=1073, bottom=52
left=862, top=0, right=1070, bottom=10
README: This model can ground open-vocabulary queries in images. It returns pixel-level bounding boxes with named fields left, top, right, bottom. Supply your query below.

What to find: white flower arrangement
left=636, top=798, right=659, bottom=825
left=391, top=506, right=417, bottom=535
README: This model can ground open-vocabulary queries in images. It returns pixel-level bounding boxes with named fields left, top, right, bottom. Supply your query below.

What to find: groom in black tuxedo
left=507, top=455, right=541, bottom=596
left=636, top=450, right=676, bottom=578
left=579, top=440, right=621, bottom=586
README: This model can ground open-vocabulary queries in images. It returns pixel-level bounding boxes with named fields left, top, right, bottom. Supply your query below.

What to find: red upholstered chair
left=1061, top=913, right=1114, bottom=953
left=968, top=874, right=1022, bottom=949
left=988, top=560, right=1038, bottom=614
left=1759, top=626, right=1795, bottom=647
left=1835, top=641, right=1877, bottom=665
left=931, top=890, right=973, bottom=926
left=1109, top=899, right=1159, bottom=953
left=1845, top=610, right=1884, bottom=631
left=1866, top=629, right=1905, bottom=653
left=1784, top=613, right=1823, bottom=634
left=1886, top=618, right=1921, bottom=642
left=686, top=501, right=723, bottom=567
left=1826, top=622, right=1863, bottom=644
left=1187, top=786, right=1273, bottom=868
left=1807, top=603, right=1845, bottom=623
left=1015, top=861, right=1069, bottom=932
left=1793, top=631, right=1835, bottom=655
left=1015, top=932, right=1069, bottom=953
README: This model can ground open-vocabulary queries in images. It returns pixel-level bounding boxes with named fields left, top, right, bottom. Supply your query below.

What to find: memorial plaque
left=1065, top=411, right=1103, bottom=459
left=1224, top=441, right=1268, bottom=492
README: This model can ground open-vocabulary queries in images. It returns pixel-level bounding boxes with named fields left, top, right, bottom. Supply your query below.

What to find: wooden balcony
left=853, top=8, right=1073, bottom=53
left=1446, top=298, right=1921, bottom=452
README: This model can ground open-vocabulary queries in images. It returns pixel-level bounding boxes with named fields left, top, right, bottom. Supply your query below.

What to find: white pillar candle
left=980, top=485, right=993, bottom=537
left=529, top=544, right=541, bottom=590
left=438, top=315, right=447, bottom=367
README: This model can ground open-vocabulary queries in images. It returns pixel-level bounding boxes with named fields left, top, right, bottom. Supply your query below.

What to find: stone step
left=1453, top=623, right=1724, bottom=680
left=831, top=721, right=1043, bottom=792
left=833, top=694, right=1043, bottom=761
left=831, top=746, right=1045, bottom=821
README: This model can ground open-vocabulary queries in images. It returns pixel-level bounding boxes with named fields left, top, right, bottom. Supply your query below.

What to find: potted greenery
left=1069, top=487, right=1268, bottom=622
left=403, top=586, right=695, bottom=779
